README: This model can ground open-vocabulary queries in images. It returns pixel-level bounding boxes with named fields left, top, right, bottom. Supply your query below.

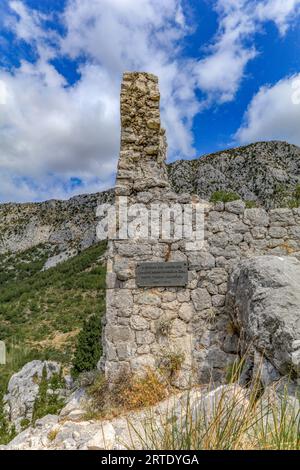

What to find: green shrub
left=245, top=200, right=257, bottom=209
left=210, top=191, right=240, bottom=204
left=0, top=393, right=16, bottom=445
left=159, top=351, right=185, bottom=379
left=71, top=314, right=102, bottom=377
left=287, top=185, right=300, bottom=208
left=20, top=418, right=30, bottom=430
left=287, top=198, right=300, bottom=209
left=32, top=366, right=65, bottom=423
left=0, top=241, right=107, bottom=396
left=85, top=369, right=168, bottom=420
left=294, top=184, right=300, bottom=202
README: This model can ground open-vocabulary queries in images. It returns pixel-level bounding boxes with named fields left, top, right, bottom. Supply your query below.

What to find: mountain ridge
left=1, top=141, right=299, bottom=257
left=168, top=140, right=300, bottom=208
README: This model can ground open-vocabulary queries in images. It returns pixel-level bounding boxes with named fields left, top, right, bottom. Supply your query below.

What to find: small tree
left=295, top=184, right=300, bottom=204
left=71, top=315, right=102, bottom=377
left=0, top=393, right=16, bottom=445
left=32, top=366, right=65, bottom=423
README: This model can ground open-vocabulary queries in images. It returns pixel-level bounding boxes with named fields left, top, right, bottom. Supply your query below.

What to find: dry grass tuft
left=85, top=368, right=168, bottom=420
left=130, top=380, right=300, bottom=450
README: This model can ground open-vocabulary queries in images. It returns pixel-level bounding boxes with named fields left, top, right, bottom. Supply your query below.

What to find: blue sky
left=0, top=0, right=300, bottom=202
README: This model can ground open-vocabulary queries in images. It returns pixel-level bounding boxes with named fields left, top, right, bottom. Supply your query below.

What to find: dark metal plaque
left=136, top=262, right=188, bottom=287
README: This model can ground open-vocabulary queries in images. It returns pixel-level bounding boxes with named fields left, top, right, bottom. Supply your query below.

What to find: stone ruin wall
left=101, top=72, right=300, bottom=388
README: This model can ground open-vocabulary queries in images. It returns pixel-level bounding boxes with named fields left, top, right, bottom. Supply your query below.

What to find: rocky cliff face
left=0, top=190, right=113, bottom=258
left=0, top=141, right=299, bottom=259
left=169, top=141, right=300, bottom=208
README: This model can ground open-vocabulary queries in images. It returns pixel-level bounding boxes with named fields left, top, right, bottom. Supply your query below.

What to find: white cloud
left=0, top=0, right=200, bottom=201
left=236, top=74, right=300, bottom=145
left=0, top=61, right=119, bottom=191
left=256, top=0, right=300, bottom=35
left=193, top=0, right=257, bottom=103
left=193, top=0, right=300, bottom=103
left=0, top=80, right=8, bottom=104
left=0, top=0, right=300, bottom=202
left=9, top=0, right=45, bottom=42
left=60, top=0, right=198, bottom=157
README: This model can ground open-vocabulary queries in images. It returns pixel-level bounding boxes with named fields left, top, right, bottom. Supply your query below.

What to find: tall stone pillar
left=101, top=72, right=203, bottom=388
left=116, top=72, right=170, bottom=196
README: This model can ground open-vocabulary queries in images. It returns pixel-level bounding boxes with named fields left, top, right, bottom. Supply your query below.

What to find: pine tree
left=71, top=315, right=102, bottom=377
left=0, top=392, right=16, bottom=444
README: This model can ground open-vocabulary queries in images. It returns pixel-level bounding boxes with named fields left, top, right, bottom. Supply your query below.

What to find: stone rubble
left=0, top=385, right=243, bottom=450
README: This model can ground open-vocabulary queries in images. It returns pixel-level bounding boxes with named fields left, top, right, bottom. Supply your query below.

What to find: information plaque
left=136, top=262, right=188, bottom=287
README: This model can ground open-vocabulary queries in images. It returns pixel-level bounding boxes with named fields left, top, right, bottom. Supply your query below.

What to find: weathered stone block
left=170, top=319, right=187, bottom=337
left=179, top=303, right=194, bottom=322
left=116, top=343, right=135, bottom=361
left=244, top=208, right=269, bottom=227
left=130, top=355, right=156, bottom=375
left=212, top=294, right=225, bottom=307
left=269, top=226, right=287, bottom=238
left=135, top=292, right=161, bottom=306
left=130, top=315, right=149, bottom=330
left=106, top=325, right=134, bottom=343
left=251, top=226, right=267, bottom=239
left=206, top=268, right=228, bottom=285
left=110, top=289, right=133, bottom=310
left=141, top=306, right=161, bottom=320
left=225, top=200, right=245, bottom=214
left=188, top=251, right=215, bottom=270
left=218, top=282, right=228, bottom=295
left=162, top=291, right=177, bottom=302
left=191, top=288, right=212, bottom=311
left=117, top=243, right=152, bottom=257
left=270, top=208, right=294, bottom=226
left=136, top=330, right=155, bottom=345
left=209, top=232, right=229, bottom=248
left=288, top=226, right=300, bottom=238
left=177, top=290, right=191, bottom=302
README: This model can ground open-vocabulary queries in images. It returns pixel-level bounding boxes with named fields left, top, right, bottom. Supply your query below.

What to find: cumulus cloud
left=0, top=59, right=120, bottom=201
left=256, top=0, right=300, bottom=35
left=193, top=0, right=300, bottom=103
left=60, top=0, right=198, bottom=157
left=193, top=0, right=257, bottom=103
left=236, top=74, right=300, bottom=145
left=0, top=0, right=300, bottom=201
left=0, top=0, right=199, bottom=201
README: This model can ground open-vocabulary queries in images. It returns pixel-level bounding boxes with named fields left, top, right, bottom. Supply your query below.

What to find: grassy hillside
left=0, top=241, right=107, bottom=394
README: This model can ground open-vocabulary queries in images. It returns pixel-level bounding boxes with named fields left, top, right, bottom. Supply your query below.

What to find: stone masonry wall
left=101, top=72, right=300, bottom=389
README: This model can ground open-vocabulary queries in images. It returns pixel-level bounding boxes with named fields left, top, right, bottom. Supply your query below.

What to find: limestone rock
left=168, top=141, right=300, bottom=210
left=3, top=361, right=64, bottom=432
left=0, top=385, right=250, bottom=450
left=59, top=388, right=89, bottom=422
left=191, top=288, right=212, bottom=311
left=227, top=256, right=300, bottom=379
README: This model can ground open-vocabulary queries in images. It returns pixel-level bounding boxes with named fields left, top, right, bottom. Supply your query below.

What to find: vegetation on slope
left=71, top=313, right=102, bottom=378
left=0, top=241, right=107, bottom=395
